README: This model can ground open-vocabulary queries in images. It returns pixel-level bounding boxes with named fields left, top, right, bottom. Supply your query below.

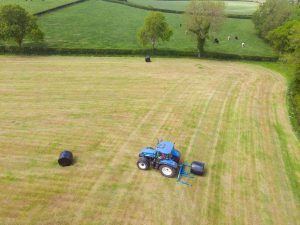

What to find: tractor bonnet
left=140, top=147, right=155, bottom=156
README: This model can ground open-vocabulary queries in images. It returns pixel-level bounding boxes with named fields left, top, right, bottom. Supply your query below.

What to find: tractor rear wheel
left=137, top=157, right=150, bottom=170
left=159, top=165, right=176, bottom=178
left=191, top=161, right=205, bottom=175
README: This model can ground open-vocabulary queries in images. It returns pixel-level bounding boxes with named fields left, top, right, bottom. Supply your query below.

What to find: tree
left=291, top=4, right=300, bottom=20
left=266, top=20, right=300, bottom=54
left=253, top=0, right=293, bottom=37
left=293, top=48, right=300, bottom=128
left=137, top=12, right=173, bottom=50
left=0, top=4, right=44, bottom=47
left=290, top=0, right=300, bottom=5
left=295, top=48, right=300, bottom=82
left=185, top=0, right=225, bottom=57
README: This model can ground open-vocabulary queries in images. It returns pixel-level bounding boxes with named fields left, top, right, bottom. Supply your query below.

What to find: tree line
left=252, top=0, right=299, bottom=134
left=253, top=0, right=299, bottom=57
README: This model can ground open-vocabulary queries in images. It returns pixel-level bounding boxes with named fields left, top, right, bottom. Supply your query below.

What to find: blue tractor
left=137, top=140, right=205, bottom=182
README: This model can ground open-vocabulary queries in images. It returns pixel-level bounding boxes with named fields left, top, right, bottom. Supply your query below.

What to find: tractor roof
left=156, top=141, right=174, bottom=154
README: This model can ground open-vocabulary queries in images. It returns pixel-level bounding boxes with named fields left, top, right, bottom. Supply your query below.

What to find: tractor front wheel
left=159, top=165, right=176, bottom=178
left=137, top=157, right=150, bottom=170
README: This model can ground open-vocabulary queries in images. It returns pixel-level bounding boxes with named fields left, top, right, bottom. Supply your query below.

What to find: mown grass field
left=36, top=0, right=275, bottom=57
left=128, top=0, right=259, bottom=15
left=0, top=56, right=299, bottom=225
left=0, top=0, right=76, bottom=13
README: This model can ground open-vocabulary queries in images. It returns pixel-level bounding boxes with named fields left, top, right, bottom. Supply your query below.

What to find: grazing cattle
left=214, top=38, right=219, bottom=44
left=242, top=42, right=245, bottom=48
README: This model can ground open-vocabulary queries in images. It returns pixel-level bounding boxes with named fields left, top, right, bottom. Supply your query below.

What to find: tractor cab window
left=164, top=154, right=171, bottom=160
left=156, top=152, right=161, bottom=158
left=156, top=152, right=170, bottom=160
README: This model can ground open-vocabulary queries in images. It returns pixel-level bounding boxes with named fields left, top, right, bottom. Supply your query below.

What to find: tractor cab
left=155, top=141, right=180, bottom=162
left=139, top=140, right=180, bottom=161
left=156, top=141, right=173, bottom=154
left=155, top=141, right=173, bottom=159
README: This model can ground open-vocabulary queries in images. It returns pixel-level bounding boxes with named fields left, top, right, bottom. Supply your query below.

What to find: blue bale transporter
left=137, top=140, right=205, bottom=186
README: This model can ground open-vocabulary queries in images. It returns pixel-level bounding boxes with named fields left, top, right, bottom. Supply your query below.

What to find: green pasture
left=36, top=0, right=274, bottom=57
left=127, top=0, right=259, bottom=15
left=0, top=0, right=76, bottom=14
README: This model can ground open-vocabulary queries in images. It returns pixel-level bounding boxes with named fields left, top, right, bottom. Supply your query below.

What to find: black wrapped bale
left=145, top=56, right=151, bottom=62
left=58, top=150, right=73, bottom=167
left=191, top=161, right=205, bottom=175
